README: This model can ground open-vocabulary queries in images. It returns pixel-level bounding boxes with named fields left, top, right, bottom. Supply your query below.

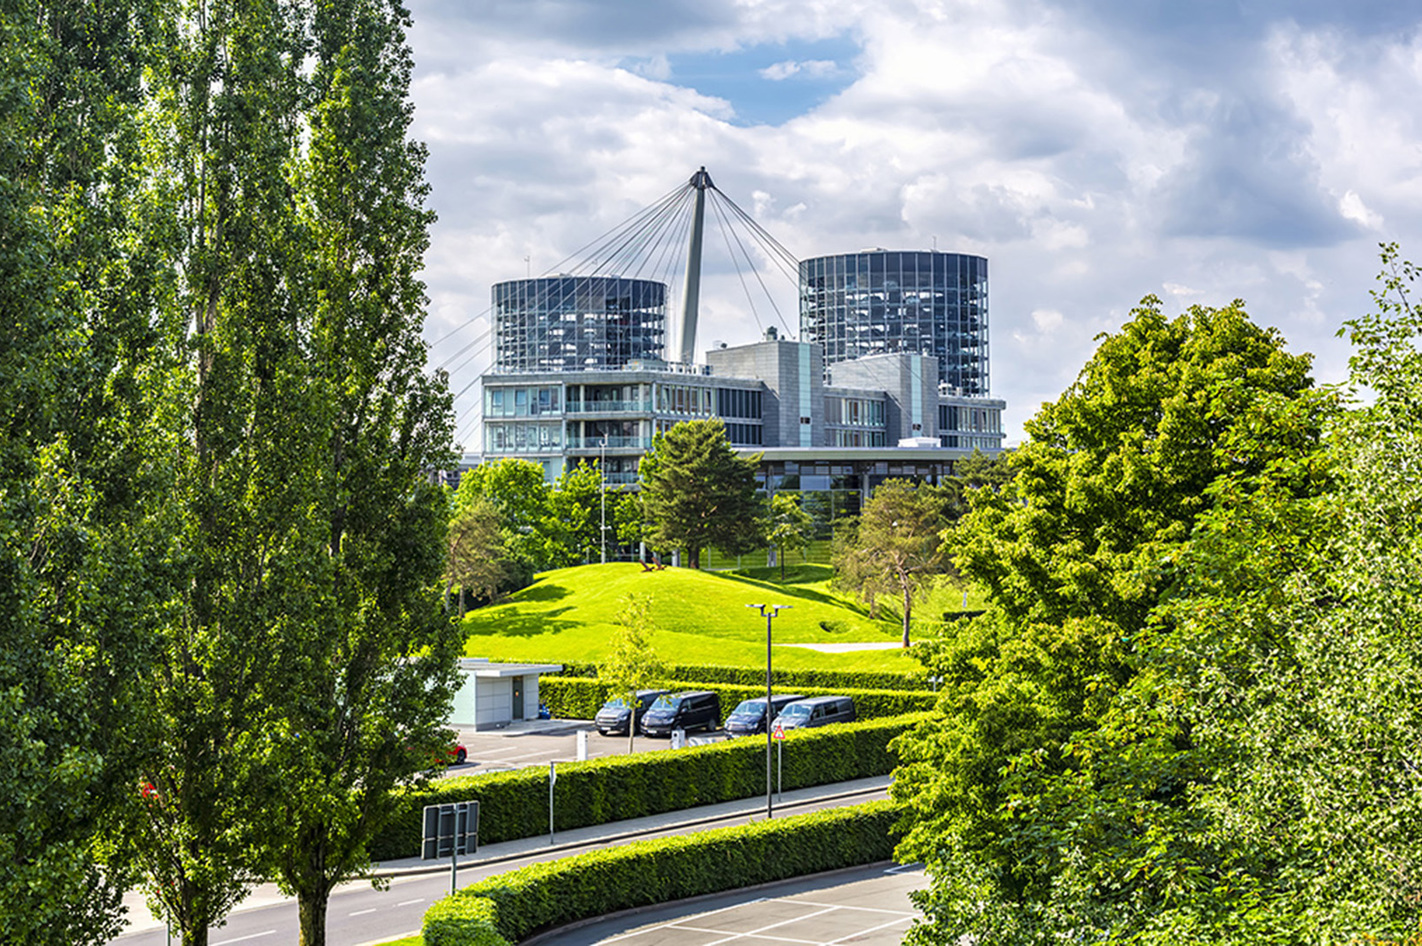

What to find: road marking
left=397, top=898, right=425, bottom=906
left=349, top=908, right=377, bottom=916
left=212, top=932, right=275, bottom=945
left=826, top=914, right=915, bottom=943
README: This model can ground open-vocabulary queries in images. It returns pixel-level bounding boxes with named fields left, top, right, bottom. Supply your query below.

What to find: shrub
left=421, top=801, right=901, bottom=946
left=372, top=714, right=927, bottom=861
left=539, top=677, right=937, bottom=724
left=554, top=662, right=930, bottom=691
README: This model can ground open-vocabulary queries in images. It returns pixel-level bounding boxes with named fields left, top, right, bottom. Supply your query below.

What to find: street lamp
left=746, top=603, right=790, bottom=819
left=600, top=435, right=607, bottom=565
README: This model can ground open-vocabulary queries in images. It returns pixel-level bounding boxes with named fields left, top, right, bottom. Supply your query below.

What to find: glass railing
left=567, top=436, right=652, bottom=449
left=565, top=400, right=652, bottom=413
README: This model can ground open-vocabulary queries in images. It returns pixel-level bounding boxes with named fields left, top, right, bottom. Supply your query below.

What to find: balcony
left=568, top=436, right=652, bottom=450
left=566, top=399, right=652, bottom=413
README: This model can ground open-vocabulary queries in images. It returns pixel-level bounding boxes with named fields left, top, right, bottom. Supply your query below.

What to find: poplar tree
left=1, top=0, right=171, bottom=940
left=257, top=1, right=459, bottom=943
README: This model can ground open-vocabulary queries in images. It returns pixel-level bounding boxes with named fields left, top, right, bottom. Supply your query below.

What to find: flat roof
left=457, top=659, right=564, bottom=677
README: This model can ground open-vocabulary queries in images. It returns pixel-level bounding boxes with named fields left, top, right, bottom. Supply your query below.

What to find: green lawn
left=460, top=563, right=938, bottom=672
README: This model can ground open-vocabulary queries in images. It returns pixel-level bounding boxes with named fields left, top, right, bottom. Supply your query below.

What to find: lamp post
left=746, top=603, right=790, bottom=819
left=599, top=435, right=607, bottom=564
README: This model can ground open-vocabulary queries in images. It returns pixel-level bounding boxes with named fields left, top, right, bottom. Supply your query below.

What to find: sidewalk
left=116, top=774, right=892, bottom=935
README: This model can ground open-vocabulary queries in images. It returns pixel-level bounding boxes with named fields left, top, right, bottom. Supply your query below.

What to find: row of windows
left=829, top=430, right=887, bottom=447
left=939, top=405, right=1002, bottom=433
left=824, top=397, right=885, bottom=427
left=724, top=423, right=763, bottom=446
left=485, top=422, right=563, bottom=453
left=940, top=434, right=1002, bottom=450
left=716, top=387, right=763, bottom=419
left=656, top=384, right=715, bottom=416
left=486, top=386, right=562, bottom=417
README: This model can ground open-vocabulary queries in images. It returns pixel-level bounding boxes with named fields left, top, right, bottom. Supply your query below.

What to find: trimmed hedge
left=371, top=713, right=927, bottom=861
left=540, top=677, right=938, bottom=724
left=422, top=800, right=901, bottom=946
left=555, top=661, right=930, bottom=691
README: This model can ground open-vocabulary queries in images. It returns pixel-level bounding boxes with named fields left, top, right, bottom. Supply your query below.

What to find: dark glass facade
left=799, top=251, right=989, bottom=395
left=493, top=276, right=666, bottom=372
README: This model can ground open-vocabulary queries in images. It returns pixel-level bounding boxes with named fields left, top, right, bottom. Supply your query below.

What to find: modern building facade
left=799, top=250, right=989, bottom=395
left=492, top=275, right=666, bottom=372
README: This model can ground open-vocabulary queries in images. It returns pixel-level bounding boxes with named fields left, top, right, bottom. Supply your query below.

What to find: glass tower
left=492, top=276, right=666, bottom=372
left=799, top=251, right=989, bottom=395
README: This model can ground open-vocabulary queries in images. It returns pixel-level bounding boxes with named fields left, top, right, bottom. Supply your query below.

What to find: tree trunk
left=297, top=887, right=329, bottom=946
left=901, top=583, right=912, bottom=649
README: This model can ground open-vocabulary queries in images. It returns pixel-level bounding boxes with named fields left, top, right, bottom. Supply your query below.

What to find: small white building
left=451, top=658, right=564, bottom=730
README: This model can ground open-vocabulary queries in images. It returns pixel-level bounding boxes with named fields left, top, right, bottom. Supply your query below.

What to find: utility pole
left=746, top=603, right=790, bottom=819
left=600, top=435, right=608, bottom=564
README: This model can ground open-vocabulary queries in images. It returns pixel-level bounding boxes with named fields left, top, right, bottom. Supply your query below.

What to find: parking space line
left=826, top=914, right=915, bottom=943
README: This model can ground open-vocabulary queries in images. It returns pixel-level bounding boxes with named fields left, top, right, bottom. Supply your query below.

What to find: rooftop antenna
left=678, top=167, right=713, bottom=364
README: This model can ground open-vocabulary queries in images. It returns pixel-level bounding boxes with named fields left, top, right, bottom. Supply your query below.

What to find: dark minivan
left=639, top=690, right=721, bottom=737
left=772, top=695, right=856, bottom=731
left=594, top=689, right=670, bottom=736
left=724, top=694, right=803, bottom=737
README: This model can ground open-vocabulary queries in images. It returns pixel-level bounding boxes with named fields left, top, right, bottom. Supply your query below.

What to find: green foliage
left=372, top=714, right=925, bottom=860
left=833, top=479, right=948, bottom=647
left=892, top=297, right=1329, bottom=944
left=766, top=493, right=815, bottom=580
left=545, top=460, right=605, bottom=566
left=639, top=419, right=765, bottom=569
left=540, top=676, right=937, bottom=724
left=598, top=594, right=666, bottom=750
left=446, top=496, right=512, bottom=614
left=422, top=801, right=902, bottom=946
left=555, top=661, right=931, bottom=691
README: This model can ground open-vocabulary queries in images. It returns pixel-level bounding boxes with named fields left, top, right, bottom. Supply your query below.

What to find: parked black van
left=724, top=694, right=803, bottom=737
left=772, top=695, right=856, bottom=731
left=594, top=689, right=670, bottom=736
left=639, top=690, right=721, bottom=737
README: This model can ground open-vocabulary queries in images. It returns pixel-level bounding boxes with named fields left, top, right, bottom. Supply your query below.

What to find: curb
left=369, top=783, right=889, bottom=879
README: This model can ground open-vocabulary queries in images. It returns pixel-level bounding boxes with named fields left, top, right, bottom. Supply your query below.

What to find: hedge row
left=422, top=800, right=902, bottom=946
left=540, top=676, right=938, bottom=723
left=554, top=661, right=930, bottom=691
left=371, top=713, right=927, bottom=861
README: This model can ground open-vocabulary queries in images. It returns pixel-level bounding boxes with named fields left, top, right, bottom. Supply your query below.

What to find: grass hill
left=459, top=563, right=924, bottom=673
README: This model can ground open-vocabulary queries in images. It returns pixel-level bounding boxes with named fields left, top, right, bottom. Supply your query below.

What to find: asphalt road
left=109, top=781, right=890, bottom=946
left=441, top=721, right=726, bottom=779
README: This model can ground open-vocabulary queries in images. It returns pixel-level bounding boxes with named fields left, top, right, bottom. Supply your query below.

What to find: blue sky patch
left=633, top=35, right=862, bottom=126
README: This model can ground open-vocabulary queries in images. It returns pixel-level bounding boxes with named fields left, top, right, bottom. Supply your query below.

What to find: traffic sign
left=771, top=722, right=786, bottom=741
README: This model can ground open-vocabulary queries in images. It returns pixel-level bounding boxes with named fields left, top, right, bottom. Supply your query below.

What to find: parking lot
left=443, top=719, right=729, bottom=777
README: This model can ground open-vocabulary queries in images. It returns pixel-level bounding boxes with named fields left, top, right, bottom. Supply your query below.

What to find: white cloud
left=405, top=0, right=1422, bottom=443
left=761, top=59, right=841, bottom=80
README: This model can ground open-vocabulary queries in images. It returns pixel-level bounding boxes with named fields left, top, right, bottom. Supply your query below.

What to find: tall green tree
left=766, top=493, right=814, bottom=579
left=599, top=593, right=665, bottom=753
left=832, top=479, right=946, bottom=647
left=446, top=495, right=511, bottom=616
left=638, top=419, right=764, bottom=569
left=453, top=456, right=550, bottom=579
left=119, top=0, right=315, bottom=940
left=1, top=0, right=172, bottom=940
left=890, top=298, right=1327, bottom=945
left=246, top=1, right=460, bottom=943
left=546, top=460, right=605, bottom=566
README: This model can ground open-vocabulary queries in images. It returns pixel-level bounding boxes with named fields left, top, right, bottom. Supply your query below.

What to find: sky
left=406, top=0, right=1422, bottom=447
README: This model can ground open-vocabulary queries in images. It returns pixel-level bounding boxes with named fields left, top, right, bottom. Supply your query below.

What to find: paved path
left=528, top=862, right=924, bottom=946
left=110, top=775, right=893, bottom=945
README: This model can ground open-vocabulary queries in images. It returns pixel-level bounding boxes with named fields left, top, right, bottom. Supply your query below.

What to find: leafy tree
left=831, top=479, right=946, bottom=647
left=638, top=419, right=764, bottom=569
left=890, top=297, right=1326, bottom=945
left=453, top=457, right=550, bottom=578
left=446, top=496, right=512, bottom=616
left=546, top=460, right=605, bottom=566
left=612, top=487, right=644, bottom=550
left=766, top=493, right=815, bottom=579
left=0, top=0, right=175, bottom=941
left=598, top=593, right=665, bottom=753
left=248, top=1, right=463, bottom=942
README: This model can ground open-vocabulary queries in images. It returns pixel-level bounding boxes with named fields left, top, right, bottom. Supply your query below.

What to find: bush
left=554, top=662, right=930, bottom=691
left=372, top=714, right=927, bottom=861
left=421, top=801, right=901, bottom=946
left=540, top=677, right=937, bottom=724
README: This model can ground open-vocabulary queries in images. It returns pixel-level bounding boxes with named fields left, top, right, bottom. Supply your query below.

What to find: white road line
left=827, top=915, right=916, bottom=943
left=786, top=898, right=916, bottom=915
left=599, top=899, right=770, bottom=943
left=348, top=908, right=377, bottom=916
left=212, top=932, right=276, bottom=945
left=396, top=898, right=426, bottom=906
